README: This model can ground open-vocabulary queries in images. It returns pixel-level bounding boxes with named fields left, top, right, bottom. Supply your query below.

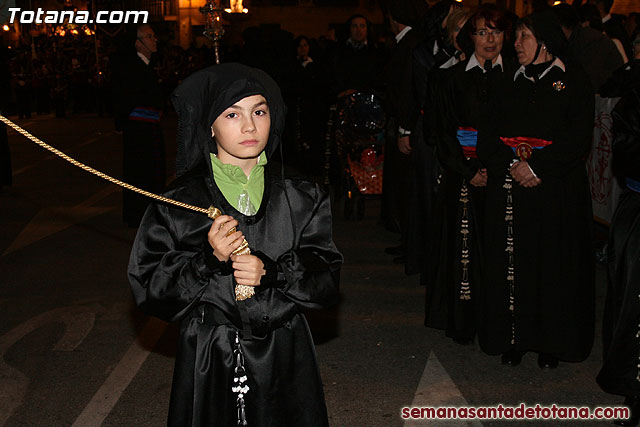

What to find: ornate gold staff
left=0, top=114, right=255, bottom=301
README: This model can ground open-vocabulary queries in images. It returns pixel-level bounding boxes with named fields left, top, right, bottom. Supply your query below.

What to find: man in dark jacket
left=330, top=15, right=386, bottom=98
left=112, top=24, right=166, bottom=227
left=381, top=0, right=428, bottom=262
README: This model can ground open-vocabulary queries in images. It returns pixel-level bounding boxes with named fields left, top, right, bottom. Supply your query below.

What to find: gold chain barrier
left=0, top=114, right=254, bottom=301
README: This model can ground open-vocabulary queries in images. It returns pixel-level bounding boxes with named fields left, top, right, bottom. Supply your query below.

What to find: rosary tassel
left=232, top=331, right=250, bottom=426
left=459, top=182, right=471, bottom=300
left=504, top=170, right=516, bottom=345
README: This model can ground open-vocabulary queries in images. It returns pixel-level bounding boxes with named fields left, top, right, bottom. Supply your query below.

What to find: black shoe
left=501, top=350, right=525, bottom=366
left=537, top=353, right=559, bottom=369
left=384, top=245, right=404, bottom=256
left=614, top=396, right=640, bottom=426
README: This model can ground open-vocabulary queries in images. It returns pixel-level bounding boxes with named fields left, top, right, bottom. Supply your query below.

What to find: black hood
left=171, top=63, right=286, bottom=177
left=525, top=10, right=567, bottom=58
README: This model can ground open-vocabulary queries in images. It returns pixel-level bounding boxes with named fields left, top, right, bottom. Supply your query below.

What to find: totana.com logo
left=8, top=7, right=148, bottom=24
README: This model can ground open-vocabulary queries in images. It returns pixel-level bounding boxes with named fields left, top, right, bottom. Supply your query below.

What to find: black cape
left=478, top=60, right=595, bottom=361
left=597, top=87, right=640, bottom=396
left=128, top=64, right=342, bottom=426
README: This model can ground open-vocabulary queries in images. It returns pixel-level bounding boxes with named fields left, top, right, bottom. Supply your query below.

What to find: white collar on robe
left=514, top=57, right=566, bottom=82
left=465, top=53, right=503, bottom=73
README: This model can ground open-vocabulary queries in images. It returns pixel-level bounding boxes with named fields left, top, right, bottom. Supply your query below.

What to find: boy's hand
left=208, top=215, right=245, bottom=262
left=231, top=254, right=265, bottom=287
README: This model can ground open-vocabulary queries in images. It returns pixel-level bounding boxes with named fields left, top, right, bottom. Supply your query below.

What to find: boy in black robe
left=128, top=64, right=342, bottom=426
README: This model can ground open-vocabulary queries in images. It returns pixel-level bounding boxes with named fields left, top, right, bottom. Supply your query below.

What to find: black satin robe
left=128, top=165, right=342, bottom=426
left=597, top=87, right=640, bottom=396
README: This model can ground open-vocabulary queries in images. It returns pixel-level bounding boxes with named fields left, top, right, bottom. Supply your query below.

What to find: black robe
left=381, top=27, right=425, bottom=235
left=406, top=30, right=458, bottom=275
left=597, top=87, right=640, bottom=396
left=112, top=52, right=166, bottom=227
left=128, top=64, right=343, bottom=427
left=129, top=167, right=342, bottom=426
left=425, top=57, right=512, bottom=342
left=478, top=60, right=595, bottom=361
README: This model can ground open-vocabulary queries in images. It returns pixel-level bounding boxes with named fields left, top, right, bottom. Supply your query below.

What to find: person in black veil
left=478, top=10, right=595, bottom=369
left=128, top=63, right=342, bottom=426
left=596, top=86, right=640, bottom=427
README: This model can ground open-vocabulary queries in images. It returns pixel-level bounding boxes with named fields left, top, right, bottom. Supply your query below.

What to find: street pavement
left=0, top=113, right=622, bottom=426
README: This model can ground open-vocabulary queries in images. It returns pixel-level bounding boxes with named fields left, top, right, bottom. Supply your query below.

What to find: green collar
left=210, top=152, right=267, bottom=215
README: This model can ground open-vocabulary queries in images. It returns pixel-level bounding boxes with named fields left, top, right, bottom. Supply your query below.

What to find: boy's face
left=211, top=94, right=270, bottom=166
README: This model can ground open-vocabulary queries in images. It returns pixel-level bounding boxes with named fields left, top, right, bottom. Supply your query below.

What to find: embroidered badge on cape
left=552, top=81, right=566, bottom=91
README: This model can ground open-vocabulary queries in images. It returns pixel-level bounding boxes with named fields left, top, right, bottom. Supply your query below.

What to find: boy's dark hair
left=552, top=4, right=579, bottom=30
